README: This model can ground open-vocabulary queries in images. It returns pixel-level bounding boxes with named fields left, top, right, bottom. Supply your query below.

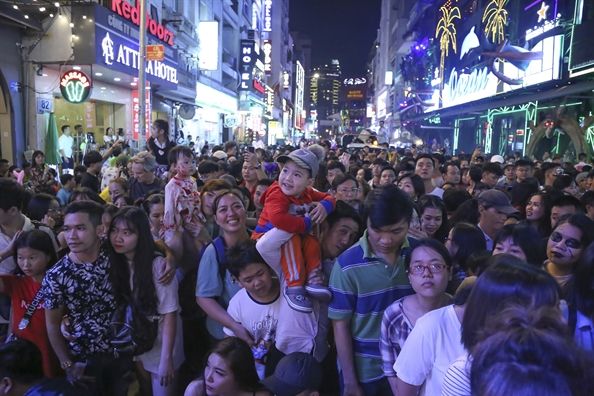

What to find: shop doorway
left=0, top=69, right=14, bottom=163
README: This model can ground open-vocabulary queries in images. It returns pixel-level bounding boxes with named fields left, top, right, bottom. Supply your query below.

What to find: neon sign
left=240, top=40, right=256, bottom=91
left=263, top=0, right=272, bottom=32
left=101, top=32, right=178, bottom=84
left=263, top=40, right=272, bottom=75
left=343, top=77, right=366, bottom=85
left=60, top=70, right=92, bottom=103
left=111, top=0, right=174, bottom=45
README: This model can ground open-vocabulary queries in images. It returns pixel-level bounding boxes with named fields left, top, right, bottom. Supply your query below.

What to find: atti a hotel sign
left=73, top=2, right=178, bottom=90
left=430, top=0, right=563, bottom=111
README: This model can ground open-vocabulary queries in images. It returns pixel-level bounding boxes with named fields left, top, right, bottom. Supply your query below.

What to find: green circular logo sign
left=60, top=70, right=92, bottom=103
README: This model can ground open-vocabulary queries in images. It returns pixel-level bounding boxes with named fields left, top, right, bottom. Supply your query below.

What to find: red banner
left=132, top=86, right=151, bottom=140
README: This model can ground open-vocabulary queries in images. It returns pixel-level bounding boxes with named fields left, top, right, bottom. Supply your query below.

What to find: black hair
left=213, top=190, right=245, bottom=214
left=0, top=339, right=44, bottom=385
left=0, top=178, right=24, bottom=212
left=466, top=249, right=493, bottom=277
left=396, top=162, right=415, bottom=174
left=470, top=306, right=594, bottom=396
left=525, top=192, right=553, bottom=237
left=113, top=194, right=135, bottom=207
left=440, top=161, right=459, bottom=175
left=25, top=193, right=59, bottom=222
left=108, top=207, right=159, bottom=315
left=568, top=242, right=594, bottom=323
left=13, top=230, right=58, bottom=276
left=224, top=141, right=238, bottom=152
left=405, top=238, right=452, bottom=271
left=168, top=145, right=195, bottom=165
left=257, top=178, right=274, bottom=188
left=396, top=172, right=425, bottom=200
left=83, top=150, right=103, bottom=167
left=153, top=119, right=170, bottom=138
left=364, top=184, right=413, bottom=228
left=59, top=173, right=74, bottom=186
left=449, top=222, right=487, bottom=271
left=326, top=200, right=363, bottom=233
left=417, top=195, right=449, bottom=243
left=443, top=188, right=472, bottom=213
left=580, top=190, right=594, bottom=209
left=510, top=178, right=540, bottom=208
left=469, top=166, right=483, bottom=183
left=553, top=213, right=594, bottom=248
left=67, top=187, right=106, bottom=205
left=327, top=161, right=346, bottom=173
left=141, top=194, right=165, bottom=215
left=198, top=160, right=218, bottom=175
left=65, top=200, right=104, bottom=228
left=461, top=257, right=560, bottom=350
left=414, top=153, right=435, bottom=168
left=493, top=224, right=546, bottom=267
left=0, top=158, right=8, bottom=165
left=482, top=163, right=503, bottom=178
left=31, top=150, right=45, bottom=169
left=235, top=185, right=255, bottom=211
left=552, top=195, right=583, bottom=212
left=553, top=174, right=575, bottom=191
left=73, top=164, right=87, bottom=176
left=449, top=199, right=480, bottom=229
left=431, top=152, right=445, bottom=165
left=332, top=173, right=359, bottom=191
left=226, top=239, right=268, bottom=278
left=381, top=166, right=397, bottom=177
left=515, top=159, right=534, bottom=169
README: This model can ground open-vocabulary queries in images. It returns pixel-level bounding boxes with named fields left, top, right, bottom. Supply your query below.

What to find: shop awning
left=154, top=92, right=201, bottom=109
left=408, top=80, right=594, bottom=122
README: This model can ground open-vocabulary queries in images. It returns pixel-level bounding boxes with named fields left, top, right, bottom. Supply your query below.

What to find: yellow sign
left=146, top=45, right=165, bottom=61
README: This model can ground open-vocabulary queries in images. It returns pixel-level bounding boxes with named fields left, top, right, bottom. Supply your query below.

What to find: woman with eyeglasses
left=380, top=239, right=452, bottom=394
left=545, top=213, right=594, bottom=295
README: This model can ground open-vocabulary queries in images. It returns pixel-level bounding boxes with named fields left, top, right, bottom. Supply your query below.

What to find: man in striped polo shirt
left=329, top=184, right=417, bottom=396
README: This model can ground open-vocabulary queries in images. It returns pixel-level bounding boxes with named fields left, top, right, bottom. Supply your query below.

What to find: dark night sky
left=289, top=0, right=382, bottom=77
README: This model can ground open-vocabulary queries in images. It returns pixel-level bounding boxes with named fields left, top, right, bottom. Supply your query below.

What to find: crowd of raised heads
left=0, top=125, right=594, bottom=396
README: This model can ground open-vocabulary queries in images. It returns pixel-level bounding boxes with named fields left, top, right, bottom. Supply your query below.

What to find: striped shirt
left=441, top=354, right=471, bottom=396
left=380, top=297, right=413, bottom=377
left=328, top=231, right=416, bottom=383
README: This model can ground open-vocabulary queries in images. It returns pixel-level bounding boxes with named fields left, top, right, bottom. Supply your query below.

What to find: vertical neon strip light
left=454, top=119, right=460, bottom=154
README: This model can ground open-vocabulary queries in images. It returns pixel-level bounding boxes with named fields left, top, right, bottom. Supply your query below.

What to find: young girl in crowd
left=0, top=230, right=61, bottom=377
left=184, top=337, right=271, bottom=396
left=417, top=195, right=449, bottom=243
left=380, top=239, right=453, bottom=393
left=142, top=194, right=165, bottom=240
left=108, top=207, right=184, bottom=396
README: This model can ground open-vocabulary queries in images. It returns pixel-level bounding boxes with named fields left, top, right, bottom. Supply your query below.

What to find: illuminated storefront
left=34, top=1, right=180, bottom=157
left=401, top=0, right=594, bottom=158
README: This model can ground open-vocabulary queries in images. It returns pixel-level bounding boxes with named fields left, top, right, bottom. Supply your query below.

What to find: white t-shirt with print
left=224, top=288, right=281, bottom=379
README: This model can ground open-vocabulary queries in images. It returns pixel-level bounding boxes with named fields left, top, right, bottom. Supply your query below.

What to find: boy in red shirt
left=253, top=145, right=335, bottom=313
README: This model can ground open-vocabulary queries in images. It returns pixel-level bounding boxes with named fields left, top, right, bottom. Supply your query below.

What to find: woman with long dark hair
left=523, top=192, right=553, bottom=238
left=26, top=193, right=62, bottom=230
left=417, top=195, right=449, bottom=243
left=30, top=150, right=51, bottom=192
left=184, top=337, right=270, bottom=396
left=444, top=223, right=487, bottom=293
left=510, top=177, right=540, bottom=215
left=492, top=224, right=545, bottom=267
left=397, top=173, right=425, bottom=202
left=108, top=207, right=184, bottom=395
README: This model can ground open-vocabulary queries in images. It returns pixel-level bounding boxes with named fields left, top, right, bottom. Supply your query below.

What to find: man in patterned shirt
left=328, top=184, right=417, bottom=396
left=42, top=201, right=132, bottom=395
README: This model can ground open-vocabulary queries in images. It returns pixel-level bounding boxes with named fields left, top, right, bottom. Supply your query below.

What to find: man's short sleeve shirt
left=41, top=248, right=116, bottom=359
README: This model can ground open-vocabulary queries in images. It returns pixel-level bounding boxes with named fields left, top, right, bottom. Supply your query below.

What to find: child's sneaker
left=305, top=284, right=332, bottom=303
left=284, top=286, right=313, bottom=313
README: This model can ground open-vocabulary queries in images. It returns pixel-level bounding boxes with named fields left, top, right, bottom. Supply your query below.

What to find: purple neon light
left=525, top=0, right=542, bottom=11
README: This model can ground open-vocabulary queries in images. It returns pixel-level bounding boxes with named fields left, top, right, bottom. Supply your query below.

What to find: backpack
left=108, top=298, right=159, bottom=357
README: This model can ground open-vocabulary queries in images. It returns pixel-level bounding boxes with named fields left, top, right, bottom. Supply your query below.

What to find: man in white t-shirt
left=58, top=125, right=74, bottom=174
left=224, top=240, right=282, bottom=379
left=415, top=154, right=444, bottom=198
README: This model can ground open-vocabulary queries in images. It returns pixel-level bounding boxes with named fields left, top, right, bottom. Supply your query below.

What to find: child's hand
left=309, top=202, right=327, bottom=224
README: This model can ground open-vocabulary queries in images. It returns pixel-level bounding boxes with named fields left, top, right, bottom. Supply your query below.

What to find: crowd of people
left=1, top=122, right=594, bottom=396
